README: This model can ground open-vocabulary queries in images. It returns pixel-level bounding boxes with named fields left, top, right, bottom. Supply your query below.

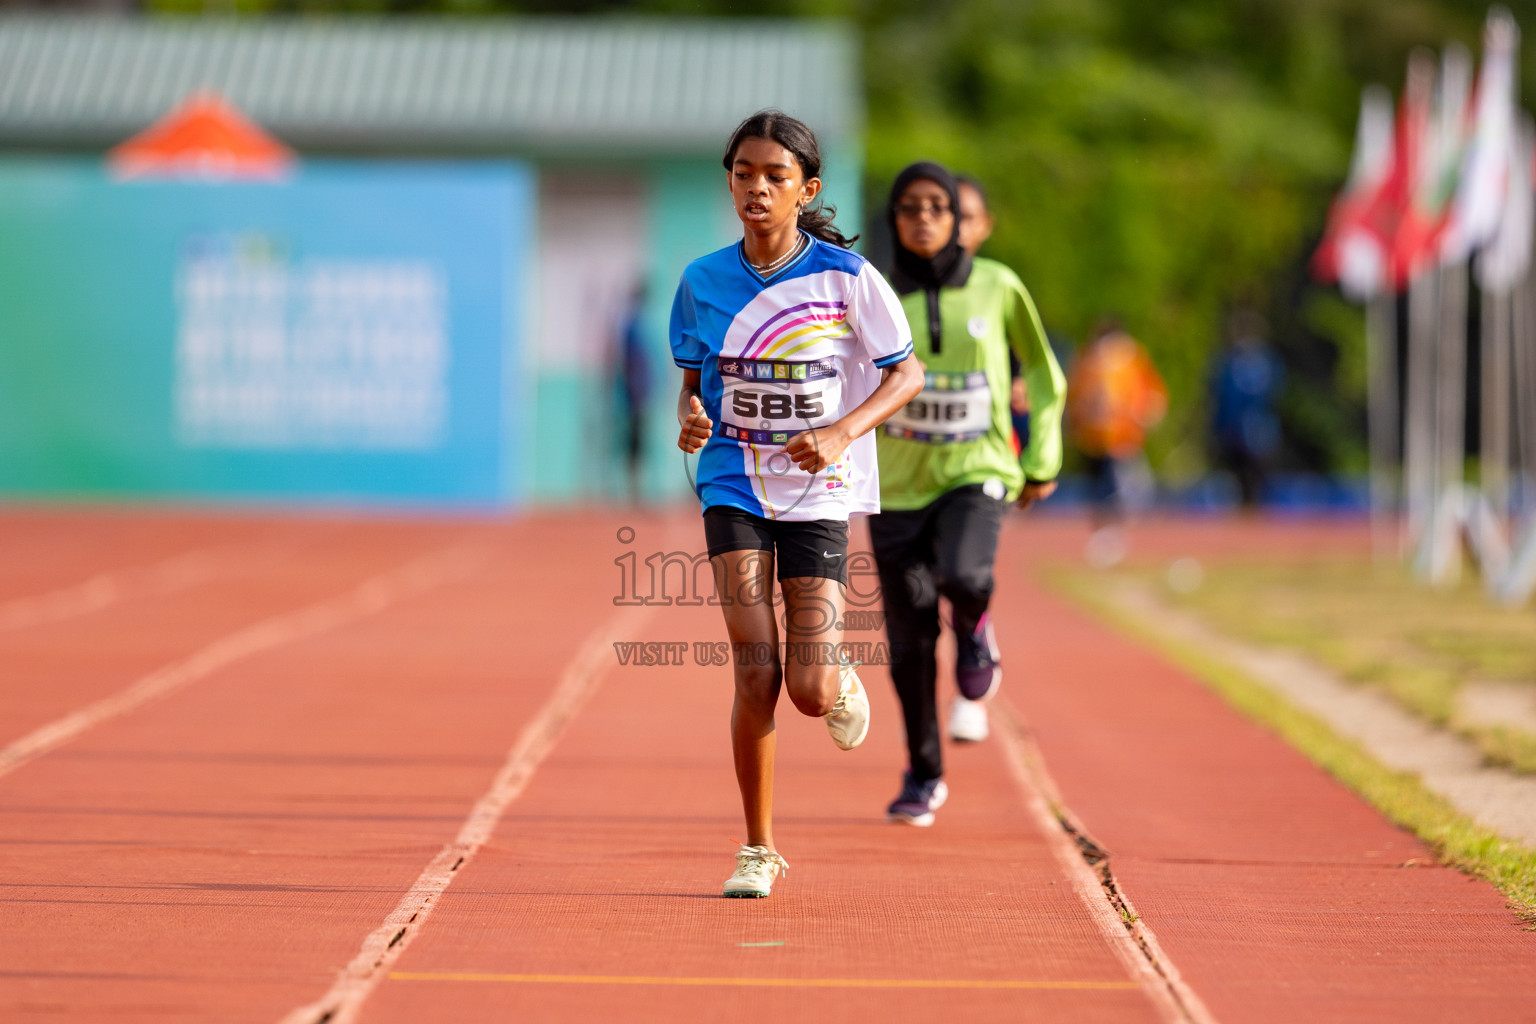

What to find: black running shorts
left=702, top=505, right=850, bottom=584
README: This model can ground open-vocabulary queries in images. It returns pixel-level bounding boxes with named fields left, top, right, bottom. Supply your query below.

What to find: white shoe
left=723, top=844, right=788, bottom=898
left=947, top=696, right=990, bottom=742
left=825, top=663, right=870, bottom=750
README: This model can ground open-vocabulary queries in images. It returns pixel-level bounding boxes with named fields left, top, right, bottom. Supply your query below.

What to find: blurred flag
left=1476, top=113, right=1535, bottom=292
left=1313, top=85, right=1395, bottom=300
left=1389, top=44, right=1471, bottom=283
left=1442, top=10, right=1521, bottom=265
left=108, top=91, right=294, bottom=181
left=1316, top=50, right=1448, bottom=295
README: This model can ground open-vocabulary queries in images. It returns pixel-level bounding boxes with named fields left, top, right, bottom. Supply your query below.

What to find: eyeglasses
left=894, top=200, right=953, bottom=219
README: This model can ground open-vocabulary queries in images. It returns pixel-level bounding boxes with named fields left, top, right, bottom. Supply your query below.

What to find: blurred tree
left=135, top=0, right=1536, bottom=475
left=849, top=0, right=1527, bottom=476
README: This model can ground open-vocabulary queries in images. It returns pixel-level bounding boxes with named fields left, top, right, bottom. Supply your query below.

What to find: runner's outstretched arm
left=784, top=353, right=925, bottom=473
left=1006, top=279, right=1066, bottom=509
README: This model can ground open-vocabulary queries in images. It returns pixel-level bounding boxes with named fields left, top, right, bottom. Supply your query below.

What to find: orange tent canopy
left=108, top=91, right=295, bottom=180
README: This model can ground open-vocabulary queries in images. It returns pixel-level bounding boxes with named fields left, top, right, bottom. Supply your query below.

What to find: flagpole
left=1482, top=284, right=1511, bottom=522
left=1404, top=268, right=1439, bottom=573
left=1502, top=261, right=1536, bottom=604
left=1518, top=264, right=1536, bottom=521
left=1431, top=258, right=1468, bottom=586
left=1367, top=291, right=1399, bottom=564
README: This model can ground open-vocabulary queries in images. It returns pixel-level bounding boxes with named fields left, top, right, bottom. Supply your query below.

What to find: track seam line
left=277, top=601, right=655, bottom=1024
left=994, top=698, right=1219, bottom=1024
left=0, top=538, right=280, bottom=633
left=386, top=971, right=1142, bottom=990
left=0, top=542, right=488, bottom=781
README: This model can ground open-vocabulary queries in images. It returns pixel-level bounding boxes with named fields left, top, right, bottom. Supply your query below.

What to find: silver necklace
left=750, top=233, right=806, bottom=276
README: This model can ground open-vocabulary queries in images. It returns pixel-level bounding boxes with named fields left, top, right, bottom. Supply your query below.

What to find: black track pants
left=868, top=484, right=1008, bottom=783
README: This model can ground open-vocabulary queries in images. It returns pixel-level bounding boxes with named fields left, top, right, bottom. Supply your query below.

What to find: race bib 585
left=716, top=356, right=840, bottom=447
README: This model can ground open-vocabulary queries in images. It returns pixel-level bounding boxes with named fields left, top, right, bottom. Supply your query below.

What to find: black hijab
left=887, top=161, right=972, bottom=353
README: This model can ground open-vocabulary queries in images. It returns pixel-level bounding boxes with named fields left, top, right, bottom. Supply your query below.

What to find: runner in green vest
left=871, top=162, right=1066, bottom=825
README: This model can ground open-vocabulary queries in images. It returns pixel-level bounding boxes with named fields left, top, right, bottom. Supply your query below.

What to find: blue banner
left=0, top=160, right=531, bottom=507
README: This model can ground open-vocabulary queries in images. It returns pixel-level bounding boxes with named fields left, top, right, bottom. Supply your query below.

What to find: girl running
left=871, top=162, right=1066, bottom=825
left=672, top=111, right=924, bottom=897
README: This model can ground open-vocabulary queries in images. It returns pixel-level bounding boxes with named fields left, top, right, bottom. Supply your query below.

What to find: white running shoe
left=947, top=696, right=990, bottom=742
left=825, top=663, right=870, bottom=750
left=723, top=844, right=789, bottom=898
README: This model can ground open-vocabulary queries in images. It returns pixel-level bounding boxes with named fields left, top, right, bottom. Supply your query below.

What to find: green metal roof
left=0, top=16, right=861, bottom=154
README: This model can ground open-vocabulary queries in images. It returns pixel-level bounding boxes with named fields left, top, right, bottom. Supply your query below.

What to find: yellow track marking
left=387, top=972, right=1139, bottom=991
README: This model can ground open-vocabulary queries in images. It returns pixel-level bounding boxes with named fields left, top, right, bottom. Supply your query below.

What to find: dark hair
left=955, top=173, right=989, bottom=209
left=722, top=110, right=857, bottom=249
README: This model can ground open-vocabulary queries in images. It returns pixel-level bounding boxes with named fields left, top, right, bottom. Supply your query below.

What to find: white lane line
left=277, top=602, right=653, bottom=1024
left=0, top=540, right=269, bottom=632
left=993, top=700, right=1218, bottom=1024
left=0, top=543, right=488, bottom=781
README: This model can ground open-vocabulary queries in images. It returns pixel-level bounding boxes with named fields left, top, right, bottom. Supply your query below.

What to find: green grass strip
left=1048, top=569, right=1536, bottom=927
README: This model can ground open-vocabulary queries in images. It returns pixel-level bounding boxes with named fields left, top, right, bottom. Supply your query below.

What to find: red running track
left=0, top=507, right=1530, bottom=1022
left=997, top=517, right=1536, bottom=1023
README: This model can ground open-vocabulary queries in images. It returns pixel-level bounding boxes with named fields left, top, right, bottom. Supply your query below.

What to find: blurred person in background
left=1066, top=318, right=1167, bottom=567
left=872, top=162, right=1065, bottom=825
left=616, top=281, right=652, bottom=504
left=956, top=174, right=994, bottom=255
left=1209, top=310, right=1284, bottom=508
left=957, top=174, right=1032, bottom=456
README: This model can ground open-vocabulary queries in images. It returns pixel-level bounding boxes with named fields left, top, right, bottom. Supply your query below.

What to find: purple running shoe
left=886, top=770, right=949, bottom=827
left=955, top=614, right=1002, bottom=702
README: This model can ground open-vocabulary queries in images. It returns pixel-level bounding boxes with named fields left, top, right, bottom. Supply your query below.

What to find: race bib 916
left=885, top=370, right=992, bottom=444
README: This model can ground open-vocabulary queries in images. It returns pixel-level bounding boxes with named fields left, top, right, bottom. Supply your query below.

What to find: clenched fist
left=784, top=424, right=851, bottom=473
left=678, top=395, right=713, bottom=454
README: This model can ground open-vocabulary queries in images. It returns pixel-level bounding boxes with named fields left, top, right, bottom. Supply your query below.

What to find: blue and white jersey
left=671, top=233, right=914, bottom=521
